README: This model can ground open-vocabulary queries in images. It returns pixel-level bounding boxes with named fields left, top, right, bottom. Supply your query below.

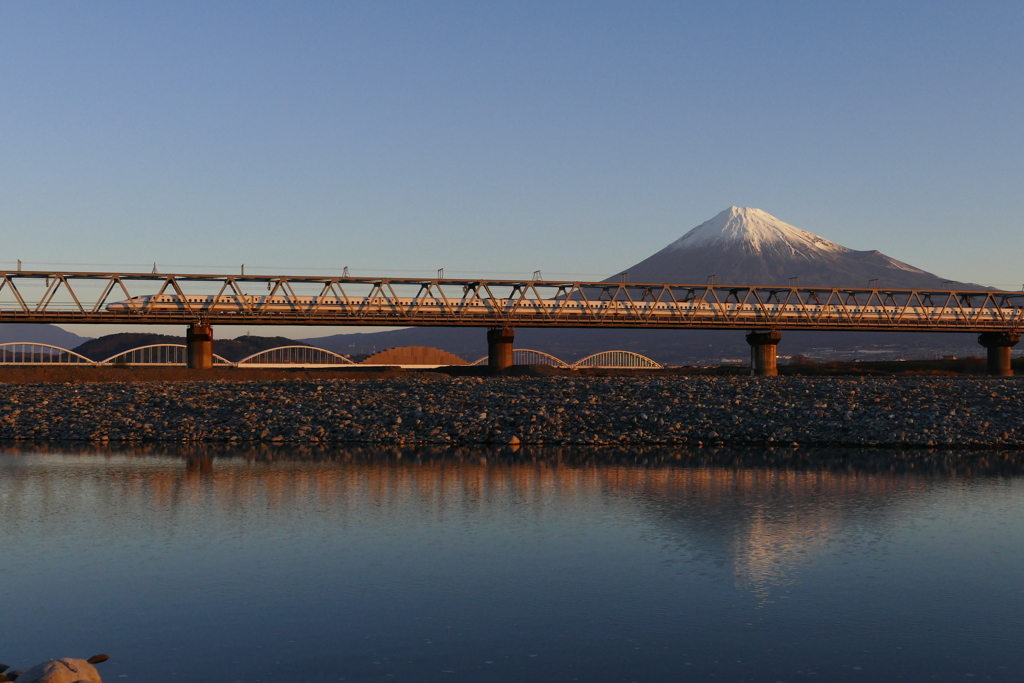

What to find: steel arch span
left=0, top=342, right=95, bottom=365
left=468, top=349, right=570, bottom=367
left=101, top=344, right=233, bottom=366
left=513, top=349, right=570, bottom=367
left=236, top=345, right=355, bottom=368
left=572, top=350, right=662, bottom=369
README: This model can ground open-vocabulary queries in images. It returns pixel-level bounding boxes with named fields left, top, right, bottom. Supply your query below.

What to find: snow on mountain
left=667, top=207, right=846, bottom=254
left=617, top=207, right=975, bottom=289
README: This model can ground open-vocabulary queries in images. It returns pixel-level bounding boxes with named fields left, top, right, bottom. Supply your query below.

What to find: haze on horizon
left=2, top=1, right=1023, bottom=339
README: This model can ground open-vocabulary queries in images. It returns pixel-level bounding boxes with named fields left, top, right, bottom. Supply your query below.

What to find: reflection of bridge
left=1, top=269, right=1021, bottom=375
left=0, top=450, right=921, bottom=604
left=0, top=343, right=662, bottom=370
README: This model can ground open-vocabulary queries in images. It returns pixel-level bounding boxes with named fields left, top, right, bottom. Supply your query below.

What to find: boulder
left=11, top=657, right=105, bottom=683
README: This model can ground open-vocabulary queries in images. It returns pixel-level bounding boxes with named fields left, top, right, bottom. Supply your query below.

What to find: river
left=2, top=444, right=1022, bottom=682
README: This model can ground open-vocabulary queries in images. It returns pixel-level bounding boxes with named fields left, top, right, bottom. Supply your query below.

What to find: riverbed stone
left=0, top=376, right=1021, bottom=449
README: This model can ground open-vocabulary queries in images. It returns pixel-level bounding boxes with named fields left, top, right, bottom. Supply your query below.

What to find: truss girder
left=0, top=271, right=1020, bottom=332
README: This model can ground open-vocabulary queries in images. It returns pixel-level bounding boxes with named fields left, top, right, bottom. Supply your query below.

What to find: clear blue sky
left=2, top=1, right=1023, bottom=338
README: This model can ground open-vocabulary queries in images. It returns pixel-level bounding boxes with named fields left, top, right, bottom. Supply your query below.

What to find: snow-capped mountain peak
left=668, top=207, right=846, bottom=254
left=614, top=206, right=975, bottom=289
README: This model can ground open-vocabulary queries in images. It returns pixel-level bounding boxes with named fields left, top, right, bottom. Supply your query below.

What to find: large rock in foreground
left=10, top=658, right=103, bottom=683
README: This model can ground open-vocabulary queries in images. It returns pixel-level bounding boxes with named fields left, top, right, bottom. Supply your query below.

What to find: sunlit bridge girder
left=0, top=270, right=1021, bottom=332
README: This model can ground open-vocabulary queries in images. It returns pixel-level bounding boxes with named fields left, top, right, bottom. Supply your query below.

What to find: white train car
left=105, top=294, right=1023, bottom=324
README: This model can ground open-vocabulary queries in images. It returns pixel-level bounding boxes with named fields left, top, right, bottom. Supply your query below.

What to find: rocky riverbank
left=0, top=376, right=1021, bottom=448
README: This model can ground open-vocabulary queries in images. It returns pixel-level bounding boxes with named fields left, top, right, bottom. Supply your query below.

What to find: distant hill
left=73, top=333, right=183, bottom=361
left=0, top=324, right=91, bottom=348
left=301, top=328, right=480, bottom=361
left=73, top=333, right=302, bottom=362
left=215, top=335, right=303, bottom=361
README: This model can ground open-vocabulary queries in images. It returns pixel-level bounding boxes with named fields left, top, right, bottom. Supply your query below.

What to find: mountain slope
left=73, top=333, right=302, bottom=362
left=0, top=324, right=91, bottom=348
left=618, top=207, right=977, bottom=289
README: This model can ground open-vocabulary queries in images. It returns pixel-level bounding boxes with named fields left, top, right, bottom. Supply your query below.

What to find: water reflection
left=2, top=444, right=1023, bottom=682
left=4, top=444, right=1021, bottom=600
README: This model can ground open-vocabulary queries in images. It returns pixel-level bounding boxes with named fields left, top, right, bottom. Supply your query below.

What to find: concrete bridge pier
left=978, top=332, right=1020, bottom=376
left=487, top=326, right=515, bottom=373
left=187, top=323, right=214, bottom=369
left=746, top=330, right=782, bottom=377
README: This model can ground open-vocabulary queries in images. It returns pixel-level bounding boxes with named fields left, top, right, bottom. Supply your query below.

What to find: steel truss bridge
left=1, top=269, right=1021, bottom=375
left=1, top=270, right=1022, bottom=332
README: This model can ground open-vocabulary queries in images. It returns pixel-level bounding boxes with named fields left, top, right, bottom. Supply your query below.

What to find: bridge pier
left=487, top=326, right=515, bottom=373
left=186, top=323, right=214, bottom=369
left=746, top=330, right=782, bottom=377
left=978, top=332, right=1020, bottom=376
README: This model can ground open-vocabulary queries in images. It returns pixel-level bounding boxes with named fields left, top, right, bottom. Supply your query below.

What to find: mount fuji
left=617, top=207, right=977, bottom=290
left=305, top=207, right=986, bottom=363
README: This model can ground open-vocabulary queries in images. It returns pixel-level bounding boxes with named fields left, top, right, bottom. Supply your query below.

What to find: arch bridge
left=0, top=343, right=94, bottom=365
left=0, top=344, right=664, bottom=370
left=102, top=344, right=233, bottom=366
left=469, top=349, right=661, bottom=369
left=236, top=346, right=356, bottom=368
left=0, top=343, right=345, bottom=369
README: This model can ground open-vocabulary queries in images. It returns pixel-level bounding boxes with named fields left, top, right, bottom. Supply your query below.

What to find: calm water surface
left=1, top=445, right=1023, bottom=682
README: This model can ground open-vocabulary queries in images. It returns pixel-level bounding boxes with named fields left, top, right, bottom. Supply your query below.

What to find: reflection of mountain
left=3, top=446, right=993, bottom=606
left=614, top=467, right=909, bottom=601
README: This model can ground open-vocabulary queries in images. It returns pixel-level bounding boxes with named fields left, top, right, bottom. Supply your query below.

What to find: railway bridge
left=0, top=270, right=1021, bottom=375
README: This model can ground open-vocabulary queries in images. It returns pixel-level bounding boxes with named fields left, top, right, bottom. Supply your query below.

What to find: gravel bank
left=0, top=376, right=1022, bottom=448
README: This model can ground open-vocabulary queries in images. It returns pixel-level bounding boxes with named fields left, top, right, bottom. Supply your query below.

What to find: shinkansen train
left=105, top=293, right=1024, bottom=323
